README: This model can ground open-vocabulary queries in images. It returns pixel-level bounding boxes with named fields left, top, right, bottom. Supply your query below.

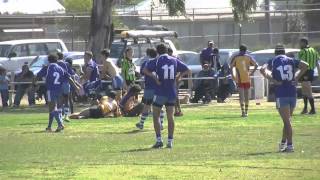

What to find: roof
left=0, top=0, right=65, bottom=14
left=251, top=49, right=300, bottom=54
left=0, top=39, right=64, bottom=45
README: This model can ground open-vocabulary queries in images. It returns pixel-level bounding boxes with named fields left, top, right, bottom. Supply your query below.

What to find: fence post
left=9, top=71, right=15, bottom=106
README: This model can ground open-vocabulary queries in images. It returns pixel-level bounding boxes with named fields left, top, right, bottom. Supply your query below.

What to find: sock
left=159, top=110, right=165, bottom=125
left=58, top=109, right=63, bottom=124
left=309, top=98, right=315, bottom=111
left=245, top=104, right=249, bottom=114
left=240, top=104, right=244, bottom=113
left=281, top=140, right=286, bottom=144
left=48, top=112, right=55, bottom=128
left=156, top=134, right=162, bottom=142
left=53, top=110, right=63, bottom=127
left=287, top=142, right=293, bottom=146
left=303, top=97, right=308, bottom=110
left=140, top=112, right=148, bottom=124
left=168, top=135, right=173, bottom=143
left=64, top=106, right=70, bottom=117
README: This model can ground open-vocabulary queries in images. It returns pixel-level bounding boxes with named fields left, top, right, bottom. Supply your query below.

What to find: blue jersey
left=37, top=63, right=69, bottom=91
left=267, top=55, right=300, bottom=98
left=146, top=54, right=189, bottom=99
left=57, top=60, right=75, bottom=83
left=85, top=60, right=100, bottom=82
left=141, top=57, right=158, bottom=90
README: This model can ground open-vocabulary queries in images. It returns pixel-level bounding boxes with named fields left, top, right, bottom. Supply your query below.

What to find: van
left=0, top=39, right=68, bottom=71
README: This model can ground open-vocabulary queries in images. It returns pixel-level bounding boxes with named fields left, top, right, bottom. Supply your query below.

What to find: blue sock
left=156, top=133, right=162, bottom=142
left=53, top=110, right=62, bottom=127
left=48, top=112, right=55, bottom=128
left=140, top=112, right=148, bottom=124
left=64, top=106, right=70, bottom=116
left=159, top=110, right=165, bottom=125
left=58, top=109, right=63, bottom=125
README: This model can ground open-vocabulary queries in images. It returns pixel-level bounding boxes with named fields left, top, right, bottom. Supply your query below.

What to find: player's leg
left=305, top=81, right=315, bottom=114
left=151, top=96, right=166, bottom=148
left=277, top=98, right=294, bottom=152
left=46, top=90, right=57, bottom=132
left=69, top=108, right=91, bottom=119
left=238, top=87, right=245, bottom=117
left=62, top=83, right=71, bottom=121
left=166, top=104, right=175, bottom=148
left=301, top=81, right=309, bottom=114
left=244, top=87, right=250, bottom=116
left=55, top=94, right=65, bottom=132
left=136, top=89, right=153, bottom=129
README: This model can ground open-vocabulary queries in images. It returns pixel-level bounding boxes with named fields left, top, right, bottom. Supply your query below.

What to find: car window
left=46, top=42, right=63, bottom=53
left=251, top=53, right=274, bottom=65
left=28, top=43, right=48, bottom=56
left=0, top=45, right=11, bottom=57
left=178, top=53, right=200, bottom=65
left=66, top=55, right=84, bottom=60
left=219, top=52, right=231, bottom=65
left=30, top=57, right=48, bottom=67
left=110, top=42, right=125, bottom=59
left=11, top=44, right=28, bottom=57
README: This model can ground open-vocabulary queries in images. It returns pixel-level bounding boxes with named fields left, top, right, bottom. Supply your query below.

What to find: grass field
left=0, top=99, right=319, bottom=180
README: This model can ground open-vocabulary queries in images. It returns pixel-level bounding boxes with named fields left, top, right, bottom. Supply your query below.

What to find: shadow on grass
left=244, top=151, right=275, bottom=156
left=203, top=116, right=242, bottom=120
left=121, top=147, right=153, bottom=153
left=20, top=122, right=47, bottom=126
left=21, top=130, right=47, bottom=134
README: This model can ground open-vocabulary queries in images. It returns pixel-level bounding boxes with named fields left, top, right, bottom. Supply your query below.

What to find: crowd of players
left=0, top=37, right=319, bottom=151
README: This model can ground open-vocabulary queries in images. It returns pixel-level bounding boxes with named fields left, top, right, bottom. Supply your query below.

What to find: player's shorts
left=62, top=82, right=71, bottom=95
left=89, top=107, right=104, bottom=118
left=142, top=89, right=155, bottom=105
left=238, top=82, right=251, bottom=89
left=47, top=90, right=62, bottom=103
left=276, top=97, right=296, bottom=109
left=300, top=69, right=314, bottom=82
left=153, top=95, right=176, bottom=108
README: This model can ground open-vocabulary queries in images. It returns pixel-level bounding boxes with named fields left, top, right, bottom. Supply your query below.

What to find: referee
left=299, top=37, right=320, bottom=114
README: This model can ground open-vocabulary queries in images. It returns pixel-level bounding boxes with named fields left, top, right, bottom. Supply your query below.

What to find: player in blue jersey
left=36, top=54, right=80, bottom=132
left=57, top=52, right=76, bottom=122
left=260, top=44, right=308, bottom=152
left=144, top=44, right=191, bottom=148
left=83, top=51, right=100, bottom=96
left=135, top=48, right=165, bottom=130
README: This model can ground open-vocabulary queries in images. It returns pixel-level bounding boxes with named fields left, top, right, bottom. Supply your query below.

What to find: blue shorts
left=47, top=90, right=62, bottom=103
left=62, top=82, right=71, bottom=95
left=276, top=97, right=296, bottom=109
left=153, top=95, right=176, bottom=108
left=142, top=89, right=155, bottom=105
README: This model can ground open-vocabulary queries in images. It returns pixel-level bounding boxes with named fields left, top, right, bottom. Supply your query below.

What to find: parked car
left=250, top=49, right=300, bottom=66
left=0, top=39, right=68, bottom=72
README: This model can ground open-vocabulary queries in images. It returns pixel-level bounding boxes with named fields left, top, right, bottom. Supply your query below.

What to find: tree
left=88, top=0, right=114, bottom=64
left=304, top=0, right=320, bottom=37
left=230, top=0, right=258, bottom=22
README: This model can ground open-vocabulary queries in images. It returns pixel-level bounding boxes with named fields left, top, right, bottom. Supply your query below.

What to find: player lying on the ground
left=119, top=84, right=144, bottom=117
left=69, top=91, right=120, bottom=119
left=260, top=44, right=308, bottom=153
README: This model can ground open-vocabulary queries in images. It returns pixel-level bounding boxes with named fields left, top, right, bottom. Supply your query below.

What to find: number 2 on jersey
left=53, top=72, right=61, bottom=85
left=276, top=65, right=293, bottom=81
left=162, top=65, right=175, bottom=79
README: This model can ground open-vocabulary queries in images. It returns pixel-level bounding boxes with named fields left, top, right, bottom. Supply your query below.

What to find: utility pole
left=265, top=0, right=273, bottom=46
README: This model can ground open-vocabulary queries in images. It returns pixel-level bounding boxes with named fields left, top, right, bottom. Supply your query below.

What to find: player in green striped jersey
left=298, top=37, right=320, bottom=114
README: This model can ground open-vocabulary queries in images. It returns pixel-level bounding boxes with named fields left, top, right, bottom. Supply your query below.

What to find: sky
left=0, top=0, right=65, bottom=14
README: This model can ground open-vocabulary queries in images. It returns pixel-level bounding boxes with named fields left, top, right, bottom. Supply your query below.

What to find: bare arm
left=142, top=68, right=161, bottom=85
left=250, top=60, right=259, bottom=76
left=296, top=61, right=309, bottom=81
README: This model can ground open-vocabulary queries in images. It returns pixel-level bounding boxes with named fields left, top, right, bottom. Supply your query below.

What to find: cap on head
left=300, top=37, right=309, bottom=45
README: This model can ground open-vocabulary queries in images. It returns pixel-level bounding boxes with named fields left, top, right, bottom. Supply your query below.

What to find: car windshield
left=178, top=53, right=200, bottom=65
left=251, top=53, right=275, bottom=65
left=0, top=45, right=11, bottom=57
left=30, top=56, right=48, bottom=67
left=219, top=52, right=231, bottom=65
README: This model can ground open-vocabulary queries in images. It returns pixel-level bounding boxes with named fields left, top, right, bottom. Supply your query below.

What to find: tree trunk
left=88, top=0, right=114, bottom=64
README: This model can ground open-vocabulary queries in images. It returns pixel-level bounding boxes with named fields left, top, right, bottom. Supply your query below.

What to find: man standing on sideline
left=144, top=44, right=190, bottom=148
left=230, top=44, right=258, bottom=117
left=200, top=41, right=214, bottom=65
left=260, top=44, right=308, bottom=152
left=298, top=37, right=320, bottom=114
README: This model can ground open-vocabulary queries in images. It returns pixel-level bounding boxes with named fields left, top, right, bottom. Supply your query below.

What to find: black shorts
left=300, top=70, right=314, bottom=82
left=89, top=107, right=104, bottom=118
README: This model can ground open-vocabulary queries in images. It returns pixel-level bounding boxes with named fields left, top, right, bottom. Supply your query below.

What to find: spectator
left=121, top=47, right=137, bottom=89
left=0, top=66, right=9, bottom=107
left=119, top=84, right=143, bottom=117
left=82, top=51, right=100, bottom=97
left=200, top=40, right=215, bottom=65
left=69, top=91, right=120, bottom=119
left=209, top=48, right=221, bottom=72
left=190, top=63, right=215, bottom=103
left=217, top=63, right=235, bottom=103
left=13, top=63, right=35, bottom=107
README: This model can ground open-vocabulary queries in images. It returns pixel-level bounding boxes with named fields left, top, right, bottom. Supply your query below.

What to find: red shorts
left=238, top=82, right=251, bottom=89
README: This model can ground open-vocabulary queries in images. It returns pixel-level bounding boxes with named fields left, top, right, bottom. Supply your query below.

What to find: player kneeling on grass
left=136, top=48, right=164, bottom=130
left=35, top=54, right=81, bottom=132
left=143, top=44, right=191, bottom=149
left=69, top=91, right=121, bottom=119
left=260, top=44, right=308, bottom=152
left=119, top=84, right=144, bottom=117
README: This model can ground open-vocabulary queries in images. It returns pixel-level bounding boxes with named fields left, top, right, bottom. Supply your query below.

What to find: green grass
left=0, top=99, right=319, bottom=180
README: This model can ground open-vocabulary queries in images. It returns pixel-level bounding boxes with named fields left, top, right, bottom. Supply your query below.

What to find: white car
left=0, top=39, right=68, bottom=72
